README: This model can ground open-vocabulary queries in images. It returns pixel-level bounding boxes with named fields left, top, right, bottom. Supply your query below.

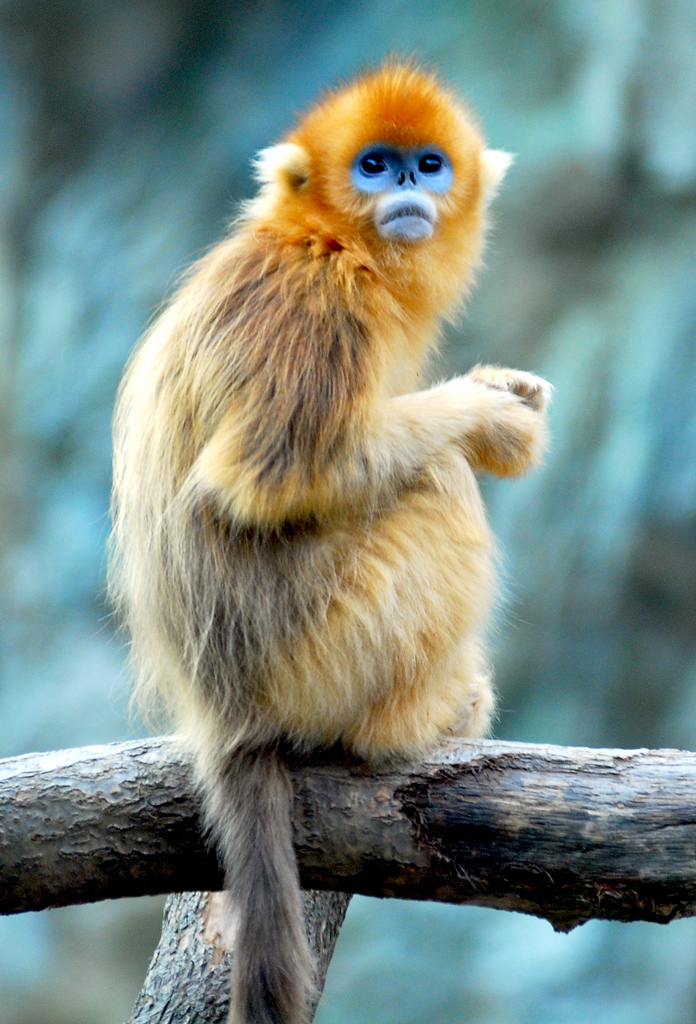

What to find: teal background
left=1, top=1, right=696, bottom=1021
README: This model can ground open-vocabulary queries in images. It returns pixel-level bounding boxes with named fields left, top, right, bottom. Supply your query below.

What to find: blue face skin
left=351, top=145, right=453, bottom=242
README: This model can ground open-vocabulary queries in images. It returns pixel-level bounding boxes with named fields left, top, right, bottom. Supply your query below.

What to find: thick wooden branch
left=3, top=737, right=696, bottom=931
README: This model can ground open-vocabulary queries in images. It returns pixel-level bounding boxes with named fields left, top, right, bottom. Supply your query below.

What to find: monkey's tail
left=206, top=745, right=316, bottom=1024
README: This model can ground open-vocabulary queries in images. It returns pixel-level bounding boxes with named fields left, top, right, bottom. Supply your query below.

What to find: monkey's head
left=247, top=63, right=510, bottom=277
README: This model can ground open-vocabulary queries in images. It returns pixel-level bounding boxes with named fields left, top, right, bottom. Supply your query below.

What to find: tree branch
left=128, top=890, right=351, bottom=1024
left=3, top=737, right=696, bottom=931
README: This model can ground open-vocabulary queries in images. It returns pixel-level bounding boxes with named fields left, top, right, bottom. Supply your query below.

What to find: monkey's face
left=283, top=65, right=495, bottom=256
left=250, top=64, right=510, bottom=276
left=351, top=145, right=453, bottom=242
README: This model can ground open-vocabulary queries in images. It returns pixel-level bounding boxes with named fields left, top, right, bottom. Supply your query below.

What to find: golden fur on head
left=110, top=62, right=550, bottom=1024
left=246, top=63, right=499, bottom=321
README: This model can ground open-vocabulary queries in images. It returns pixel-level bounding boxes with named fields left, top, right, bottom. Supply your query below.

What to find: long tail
left=204, top=745, right=316, bottom=1024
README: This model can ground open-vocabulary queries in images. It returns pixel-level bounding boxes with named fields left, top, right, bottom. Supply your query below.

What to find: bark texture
left=3, top=737, right=696, bottom=930
left=128, top=890, right=351, bottom=1024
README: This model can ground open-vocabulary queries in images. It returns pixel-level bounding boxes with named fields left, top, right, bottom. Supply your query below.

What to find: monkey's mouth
left=381, top=205, right=433, bottom=227
left=375, top=193, right=437, bottom=242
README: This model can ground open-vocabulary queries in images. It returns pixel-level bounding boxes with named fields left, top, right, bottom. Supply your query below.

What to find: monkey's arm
left=187, top=368, right=549, bottom=527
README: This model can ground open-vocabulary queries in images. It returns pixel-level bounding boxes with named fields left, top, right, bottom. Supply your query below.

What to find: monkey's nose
left=397, top=170, right=406, bottom=186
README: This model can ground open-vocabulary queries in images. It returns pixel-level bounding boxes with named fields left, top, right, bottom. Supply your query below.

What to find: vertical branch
left=128, top=889, right=351, bottom=1024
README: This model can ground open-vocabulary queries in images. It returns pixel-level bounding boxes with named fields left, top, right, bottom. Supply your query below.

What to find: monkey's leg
left=343, top=635, right=495, bottom=759
left=253, top=450, right=495, bottom=759
left=344, top=652, right=494, bottom=759
left=326, top=453, right=497, bottom=760
left=444, top=640, right=496, bottom=738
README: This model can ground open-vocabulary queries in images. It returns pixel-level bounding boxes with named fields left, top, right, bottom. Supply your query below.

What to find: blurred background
left=1, top=0, right=696, bottom=1021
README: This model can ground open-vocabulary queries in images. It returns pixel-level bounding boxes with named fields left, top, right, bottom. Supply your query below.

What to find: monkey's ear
left=253, top=143, right=312, bottom=192
left=480, top=150, right=513, bottom=204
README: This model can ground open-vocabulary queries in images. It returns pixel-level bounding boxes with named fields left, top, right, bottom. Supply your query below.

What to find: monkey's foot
left=468, top=365, right=552, bottom=412
left=446, top=672, right=496, bottom=739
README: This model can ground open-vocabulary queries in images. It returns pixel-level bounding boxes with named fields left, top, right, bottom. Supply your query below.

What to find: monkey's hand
left=455, top=364, right=551, bottom=476
left=466, top=364, right=552, bottom=413
left=403, top=365, right=550, bottom=478
left=386, top=367, right=550, bottom=482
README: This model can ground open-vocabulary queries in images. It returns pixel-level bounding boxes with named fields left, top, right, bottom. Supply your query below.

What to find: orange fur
left=110, top=62, right=550, bottom=1024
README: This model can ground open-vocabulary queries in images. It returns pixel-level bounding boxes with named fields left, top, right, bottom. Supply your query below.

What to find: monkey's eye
left=360, top=153, right=388, bottom=175
left=418, top=154, right=444, bottom=174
